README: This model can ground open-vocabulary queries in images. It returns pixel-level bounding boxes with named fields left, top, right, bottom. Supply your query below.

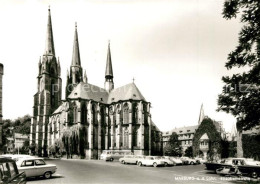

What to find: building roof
left=163, top=125, right=198, bottom=136
left=67, top=82, right=146, bottom=104
left=108, top=83, right=146, bottom=103
left=68, top=82, right=109, bottom=103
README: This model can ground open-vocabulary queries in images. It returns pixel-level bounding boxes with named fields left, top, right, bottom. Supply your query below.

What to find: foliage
left=217, top=0, right=260, bottom=131
left=164, top=132, right=182, bottom=156
left=192, top=117, right=222, bottom=160
left=184, top=146, right=193, bottom=157
left=242, top=134, right=260, bottom=160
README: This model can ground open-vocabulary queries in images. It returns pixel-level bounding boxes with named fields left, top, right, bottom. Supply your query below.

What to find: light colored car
left=157, top=156, right=174, bottom=166
left=100, top=150, right=132, bottom=161
left=137, top=156, right=164, bottom=167
left=181, top=157, right=197, bottom=165
left=16, top=158, right=57, bottom=179
left=169, top=157, right=183, bottom=165
left=119, top=155, right=144, bottom=164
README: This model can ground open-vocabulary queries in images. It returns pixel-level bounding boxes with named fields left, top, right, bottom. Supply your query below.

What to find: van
left=100, top=150, right=132, bottom=161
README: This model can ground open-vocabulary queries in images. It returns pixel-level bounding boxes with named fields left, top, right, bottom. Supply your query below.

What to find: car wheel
left=110, top=158, right=114, bottom=162
left=153, top=162, right=158, bottom=167
left=122, top=160, right=125, bottom=164
left=251, top=171, right=258, bottom=179
left=190, top=161, right=194, bottom=165
left=164, top=162, right=168, bottom=167
left=44, top=171, right=52, bottom=179
left=138, top=162, right=142, bottom=167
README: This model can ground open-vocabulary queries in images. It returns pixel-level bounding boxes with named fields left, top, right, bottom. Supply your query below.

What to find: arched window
left=123, top=129, right=129, bottom=148
left=81, top=104, right=87, bottom=124
left=123, top=103, right=129, bottom=124
left=73, top=106, right=77, bottom=123
left=133, top=128, right=138, bottom=147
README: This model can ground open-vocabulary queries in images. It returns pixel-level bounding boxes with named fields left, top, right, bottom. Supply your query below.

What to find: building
left=0, top=63, right=3, bottom=154
left=162, top=104, right=225, bottom=157
left=30, top=8, right=162, bottom=159
left=163, top=125, right=197, bottom=153
left=14, top=133, right=29, bottom=150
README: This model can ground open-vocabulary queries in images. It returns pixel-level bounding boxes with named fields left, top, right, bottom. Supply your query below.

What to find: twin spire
left=44, top=7, right=55, bottom=56
left=71, top=22, right=81, bottom=67
left=44, top=7, right=114, bottom=91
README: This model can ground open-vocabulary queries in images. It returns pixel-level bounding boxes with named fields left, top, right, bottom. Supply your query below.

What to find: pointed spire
left=44, top=7, right=55, bottom=56
left=67, top=69, right=70, bottom=78
left=83, top=70, right=88, bottom=83
left=71, top=22, right=81, bottom=66
left=198, top=103, right=205, bottom=125
left=105, top=41, right=113, bottom=78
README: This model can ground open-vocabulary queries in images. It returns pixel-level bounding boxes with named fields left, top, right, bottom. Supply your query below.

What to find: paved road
left=27, top=159, right=259, bottom=184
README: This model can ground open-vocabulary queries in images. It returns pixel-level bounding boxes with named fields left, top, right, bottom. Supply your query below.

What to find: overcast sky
left=0, top=0, right=242, bottom=132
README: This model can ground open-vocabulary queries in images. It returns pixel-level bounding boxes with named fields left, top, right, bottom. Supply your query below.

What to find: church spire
left=105, top=41, right=113, bottom=78
left=198, top=103, right=205, bottom=125
left=71, top=22, right=81, bottom=66
left=69, top=23, right=82, bottom=85
left=104, top=41, right=114, bottom=92
left=44, top=7, right=55, bottom=56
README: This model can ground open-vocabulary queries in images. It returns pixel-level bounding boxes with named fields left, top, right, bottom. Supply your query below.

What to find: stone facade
left=30, top=8, right=162, bottom=158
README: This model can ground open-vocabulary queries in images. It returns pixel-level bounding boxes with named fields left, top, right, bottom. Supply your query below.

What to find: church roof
left=68, top=82, right=109, bottom=103
left=107, top=83, right=146, bottom=104
left=67, top=82, right=146, bottom=104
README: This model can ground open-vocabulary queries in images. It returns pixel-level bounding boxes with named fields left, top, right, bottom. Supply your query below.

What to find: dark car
left=0, top=157, right=26, bottom=184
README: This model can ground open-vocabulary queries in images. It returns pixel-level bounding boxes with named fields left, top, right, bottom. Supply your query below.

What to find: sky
left=0, top=0, right=242, bottom=132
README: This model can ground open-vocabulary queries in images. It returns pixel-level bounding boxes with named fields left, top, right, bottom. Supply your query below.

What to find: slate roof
left=67, top=82, right=146, bottom=104
left=107, top=83, right=146, bottom=103
left=68, top=82, right=108, bottom=103
left=163, top=125, right=198, bottom=136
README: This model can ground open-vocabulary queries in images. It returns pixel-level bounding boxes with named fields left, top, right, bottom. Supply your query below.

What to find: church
left=30, top=8, right=162, bottom=159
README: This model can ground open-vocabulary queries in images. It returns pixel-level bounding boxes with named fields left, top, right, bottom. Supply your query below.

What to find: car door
left=19, top=160, right=35, bottom=177
left=34, top=159, right=47, bottom=176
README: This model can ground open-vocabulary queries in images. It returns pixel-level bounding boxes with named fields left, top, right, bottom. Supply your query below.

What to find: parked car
left=204, top=160, right=223, bottom=173
left=0, top=157, right=27, bottom=184
left=216, top=158, right=260, bottom=178
left=169, top=157, right=183, bottom=165
left=137, top=156, right=164, bottom=167
left=119, top=155, right=144, bottom=165
left=157, top=157, right=175, bottom=166
left=100, top=150, right=132, bottom=161
left=180, top=157, right=197, bottom=165
left=16, top=158, right=57, bottom=179
left=195, top=157, right=206, bottom=164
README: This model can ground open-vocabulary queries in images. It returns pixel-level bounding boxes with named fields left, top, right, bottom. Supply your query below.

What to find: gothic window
left=123, top=129, right=129, bottom=148
left=81, top=104, right=87, bottom=125
left=135, top=106, right=138, bottom=124
left=73, top=106, right=77, bottom=123
left=50, top=79, right=56, bottom=107
left=133, top=128, right=138, bottom=147
left=123, top=103, right=129, bottom=124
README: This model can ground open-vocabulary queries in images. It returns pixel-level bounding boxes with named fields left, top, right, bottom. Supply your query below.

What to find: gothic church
left=30, top=8, right=162, bottom=159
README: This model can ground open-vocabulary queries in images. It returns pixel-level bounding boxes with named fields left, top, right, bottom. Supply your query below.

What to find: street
left=26, top=159, right=259, bottom=184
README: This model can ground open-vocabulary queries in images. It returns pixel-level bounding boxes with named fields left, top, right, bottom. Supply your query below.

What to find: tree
left=184, top=146, right=193, bottom=157
left=217, top=0, right=260, bottom=157
left=164, top=132, right=182, bottom=156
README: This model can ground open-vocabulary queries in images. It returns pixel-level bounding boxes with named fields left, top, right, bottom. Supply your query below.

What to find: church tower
left=104, top=42, right=114, bottom=92
left=30, top=8, right=62, bottom=156
left=66, top=23, right=83, bottom=98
